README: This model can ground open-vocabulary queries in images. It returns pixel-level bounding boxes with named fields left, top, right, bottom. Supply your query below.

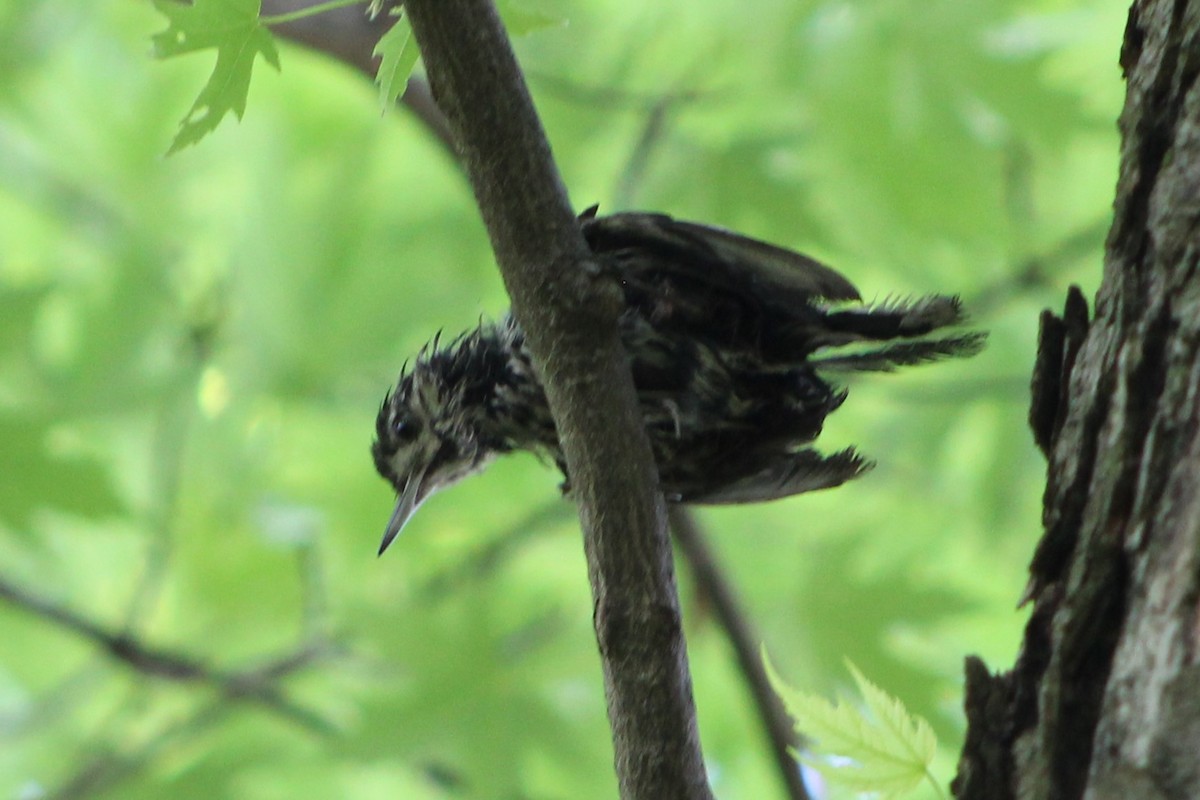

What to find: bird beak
left=378, top=468, right=428, bottom=556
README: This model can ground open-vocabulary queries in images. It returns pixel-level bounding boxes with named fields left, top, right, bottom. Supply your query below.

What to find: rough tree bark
left=955, top=2, right=1200, bottom=798
left=400, top=1, right=714, bottom=798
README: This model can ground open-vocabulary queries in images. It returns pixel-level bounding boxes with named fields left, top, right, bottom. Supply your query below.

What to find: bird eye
left=394, top=419, right=420, bottom=443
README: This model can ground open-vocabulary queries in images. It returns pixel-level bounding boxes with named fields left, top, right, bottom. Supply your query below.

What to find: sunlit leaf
left=765, top=654, right=941, bottom=799
left=152, top=0, right=281, bottom=153
left=374, top=10, right=418, bottom=111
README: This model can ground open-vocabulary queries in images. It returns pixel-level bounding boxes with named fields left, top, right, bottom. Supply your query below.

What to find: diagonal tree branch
left=0, top=573, right=337, bottom=733
left=670, top=507, right=812, bottom=800
left=260, top=2, right=816, bottom=795
left=399, top=0, right=712, bottom=796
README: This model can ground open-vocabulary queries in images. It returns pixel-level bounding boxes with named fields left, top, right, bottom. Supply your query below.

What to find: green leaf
left=765, top=652, right=941, bottom=799
left=373, top=10, right=419, bottom=111
left=152, top=0, right=281, bottom=154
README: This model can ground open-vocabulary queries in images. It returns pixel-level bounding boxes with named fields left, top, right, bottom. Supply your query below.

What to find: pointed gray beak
left=378, top=468, right=427, bottom=556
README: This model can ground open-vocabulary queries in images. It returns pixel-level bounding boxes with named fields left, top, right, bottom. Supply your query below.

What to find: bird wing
left=580, top=211, right=862, bottom=308
left=681, top=447, right=872, bottom=504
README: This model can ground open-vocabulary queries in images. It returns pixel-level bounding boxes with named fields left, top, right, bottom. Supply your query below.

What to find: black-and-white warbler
left=372, top=209, right=984, bottom=553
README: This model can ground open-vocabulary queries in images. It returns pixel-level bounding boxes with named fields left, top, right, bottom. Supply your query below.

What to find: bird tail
left=809, top=333, right=986, bottom=372
left=802, top=294, right=985, bottom=372
left=824, top=294, right=967, bottom=336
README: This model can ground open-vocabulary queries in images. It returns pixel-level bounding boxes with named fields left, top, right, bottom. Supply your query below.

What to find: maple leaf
left=373, top=9, right=418, bottom=111
left=153, top=0, right=281, bottom=154
left=765, top=652, right=944, bottom=800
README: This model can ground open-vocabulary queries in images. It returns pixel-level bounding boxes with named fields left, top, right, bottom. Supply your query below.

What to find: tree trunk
left=955, top=2, right=1200, bottom=798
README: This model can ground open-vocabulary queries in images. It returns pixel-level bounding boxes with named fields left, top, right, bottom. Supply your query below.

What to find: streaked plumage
left=372, top=209, right=984, bottom=553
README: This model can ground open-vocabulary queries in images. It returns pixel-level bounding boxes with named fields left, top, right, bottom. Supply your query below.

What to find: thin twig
left=669, top=507, right=812, bottom=800
left=46, top=701, right=230, bottom=800
left=121, top=344, right=204, bottom=633
left=0, top=573, right=336, bottom=731
left=419, top=498, right=571, bottom=600
left=260, top=0, right=364, bottom=26
left=296, top=540, right=332, bottom=639
left=968, top=219, right=1109, bottom=317
left=45, top=690, right=295, bottom=800
left=612, top=97, right=674, bottom=210
left=532, top=72, right=719, bottom=110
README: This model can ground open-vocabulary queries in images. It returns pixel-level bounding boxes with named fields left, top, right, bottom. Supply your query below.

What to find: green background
left=0, top=1, right=1124, bottom=797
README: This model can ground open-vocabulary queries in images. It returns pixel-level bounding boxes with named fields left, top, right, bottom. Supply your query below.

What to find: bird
left=372, top=208, right=985, bottom=554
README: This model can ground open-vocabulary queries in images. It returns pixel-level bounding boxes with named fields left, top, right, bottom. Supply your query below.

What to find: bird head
left=372, top=349, right=494, bottom=555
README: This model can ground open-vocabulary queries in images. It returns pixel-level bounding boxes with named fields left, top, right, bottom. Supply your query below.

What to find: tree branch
left=400, top=0, right=712, bottom=796
left=261, top=2, right=805, bottom=793
left=0, top=573, right=336, bottom=733
left=670, top=507, right=812, bottom=800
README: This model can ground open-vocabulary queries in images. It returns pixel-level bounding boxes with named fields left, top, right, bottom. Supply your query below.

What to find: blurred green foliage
left=0, top=0, right=1124, bottom=797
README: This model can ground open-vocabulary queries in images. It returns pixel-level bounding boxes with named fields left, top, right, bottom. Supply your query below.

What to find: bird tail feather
left=810, top=332, right=986, bottom=372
